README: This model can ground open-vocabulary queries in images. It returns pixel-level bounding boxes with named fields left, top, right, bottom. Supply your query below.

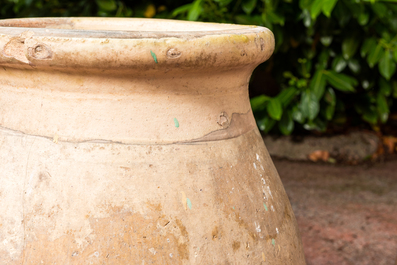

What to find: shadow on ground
left=275, top=159, right=397, bottom=265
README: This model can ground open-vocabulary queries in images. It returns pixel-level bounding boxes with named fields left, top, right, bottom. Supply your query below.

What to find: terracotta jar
left=0, top=18, right=305, bottom=264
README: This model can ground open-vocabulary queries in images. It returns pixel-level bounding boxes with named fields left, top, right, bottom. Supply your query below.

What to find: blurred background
left=1, top=0, right=396, bottom=264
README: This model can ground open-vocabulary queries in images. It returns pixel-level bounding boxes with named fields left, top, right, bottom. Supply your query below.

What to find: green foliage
left=1, top=0, right=397, bottom=135
left=166, top=0, right=397, bottom=134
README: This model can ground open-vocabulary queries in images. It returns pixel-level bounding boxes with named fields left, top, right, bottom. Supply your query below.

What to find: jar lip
left=0, top=17, right=274, bottom=73
left=0, top=17, right=264, bottom=39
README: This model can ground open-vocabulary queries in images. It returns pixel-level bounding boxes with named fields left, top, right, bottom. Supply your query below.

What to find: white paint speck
left=271, top=205, right=275, bottom=212
left=253, top=163, right=257, bottom=169
left=169, top=253, right=173, bottom=258
left=167, top=238, right=170, bottom=243
left=267, top=186, right=273, bottom=198
left=149, top=248, right=156, bottom=255
left=260, top=165, right=264, bottom=171
left=256, top=153, right=260, bottom=161
left=255, top=222, right=261, bottom=233
left=94, top=251, right=99, bottom=257
left=276, top=228, right=279, bottom=234
left=261, top=178, right=266, bottom=185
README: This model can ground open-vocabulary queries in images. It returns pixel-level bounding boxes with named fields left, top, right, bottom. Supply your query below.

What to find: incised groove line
left=0, top=110, right=254, bottom=145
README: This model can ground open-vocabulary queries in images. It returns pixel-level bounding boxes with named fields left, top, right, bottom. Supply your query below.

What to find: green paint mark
left=174, top=118, right=179, bottom=128
left=233, top=206, right=235, bottom=210
left=186, top=198, right=192, bottom=209
left=264, top=203, right=268, bottom=211
left=150, top=50, right=158, bottom=63
left=272, top=239, right=275, bottom=246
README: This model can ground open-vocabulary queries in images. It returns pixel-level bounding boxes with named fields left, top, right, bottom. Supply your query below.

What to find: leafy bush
left=1, top=0, right=396, bottom=135
left=171, top=0, right=397, bottom=135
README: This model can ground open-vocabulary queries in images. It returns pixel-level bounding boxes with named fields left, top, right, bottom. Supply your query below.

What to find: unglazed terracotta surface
left=0, top=18, right=306, bottom=264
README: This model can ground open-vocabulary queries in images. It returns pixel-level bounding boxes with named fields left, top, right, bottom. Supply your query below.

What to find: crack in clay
left=0, top=110, right=255, bottom=145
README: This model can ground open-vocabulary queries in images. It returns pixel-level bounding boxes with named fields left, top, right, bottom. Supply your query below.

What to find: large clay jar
left=0, top=18, right=305, bottom=264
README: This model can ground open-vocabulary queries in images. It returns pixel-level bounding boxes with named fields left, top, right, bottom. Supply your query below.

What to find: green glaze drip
left=264, top=203, right=268, bottom=211
left=150, top=50, right=158, bottom=63
left=174, top=118, right=179, bottom=128
left=186, top=198, right=192, bottom=209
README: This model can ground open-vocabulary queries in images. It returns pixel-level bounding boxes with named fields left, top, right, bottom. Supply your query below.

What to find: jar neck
left=0, top=67, right=257, bottom=144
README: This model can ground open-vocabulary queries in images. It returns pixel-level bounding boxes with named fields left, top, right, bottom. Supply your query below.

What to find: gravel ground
left=274, top=159, right=397, bottom=265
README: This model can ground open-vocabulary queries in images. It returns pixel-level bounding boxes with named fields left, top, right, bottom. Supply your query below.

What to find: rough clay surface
left=276, top=159, right=397, bottom=265
left=263, top=132, right=379, bottom=162
left=0, top=129, right=305, bottom=264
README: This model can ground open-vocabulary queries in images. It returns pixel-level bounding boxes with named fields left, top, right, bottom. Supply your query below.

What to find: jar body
left=0, top=128, right=305, bottom=264
left=0, top=17, right=305, bottom=264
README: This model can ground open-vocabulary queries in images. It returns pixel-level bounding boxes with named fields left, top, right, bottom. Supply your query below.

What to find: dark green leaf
left=258, top=116, right=276, bottom=133
left=324, top=71, right=357, bottom=92
left=309, top=69, right=326, bottom=99
left=187, top=0, right=202, bottom=21
left=265, top=10, right=285, bottom=25
left=303, top=118, right=326, bottom=132
left=96, top=0, right=117, bottom=11
left=278, top=111, right=294, bottom=135
left=376, top=93, right=389, bottom=123
left=320, top=36, right=333, bottom=46
left=300, top=90, right=320, bottom=120
left=361, top=37, right=376, bottom=58
left=358, top=11, right=369, bottom=26
left=342, top=36, right=359, bottom=60
left=372, top=3, right=387, bottom=18
left=324, top=87, right=336, bottom=106
left=347, top=59, right=361, bottom=74
left=379, top=78, right=392, bottom=96
left=171, top=4, right=192, bottom=17
left=367, top=43, right=384, bottom=68
left=322, top=0, right=338, bottom=17
left=242, top=0, right=257, bottom=15
left=297, top=78, right=308, bottom=88
left=334, top=1, right=351, bottom=27
left=213, top=0, right=233, bottom=6
left=301, top=9, right=312, bottom=27
left=394, top=48, right=397, bottom=62
left=292, top=105, right=305, bottom=123
left=283, top=71, right=295, bottom=79
left=317, top=49, right=330, bottom=69
left=332, top=55, right=347, bottom=72
left=234, top=14, right=262, bottom=25
left=325, top=104, right=335, bottom=120
left=251, top=95, right=271, bottom=112
left=299, top=0, right=313, bottom=9
left=310, top=0, right=323, bottom=19
left=362, top=105, right=378, bottom=124
left=277, top=87, right=298, bottom=107
left=267, top=98, right=283, bottom=120
left=379, top=50, right=396, bottom=80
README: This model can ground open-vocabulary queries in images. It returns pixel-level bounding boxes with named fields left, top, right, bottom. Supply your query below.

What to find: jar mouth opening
left=0, top=17, right=258, bottom=37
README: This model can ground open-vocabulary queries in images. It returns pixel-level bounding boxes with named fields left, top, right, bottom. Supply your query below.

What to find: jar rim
left=0, top=17, right=274, bottom=73
left=0, top=17, right=263, bottom=38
